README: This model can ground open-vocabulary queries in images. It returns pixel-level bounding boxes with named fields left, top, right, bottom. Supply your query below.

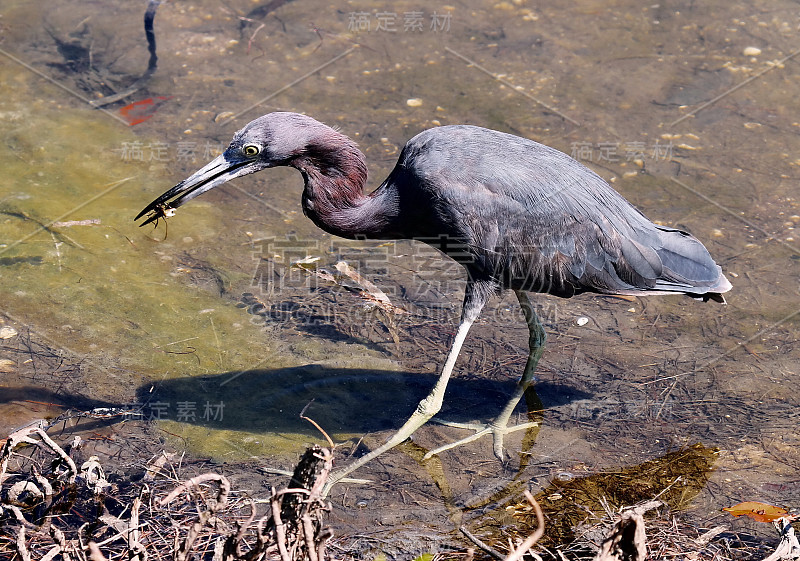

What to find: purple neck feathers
left=292, top=128, right=398, bottom=239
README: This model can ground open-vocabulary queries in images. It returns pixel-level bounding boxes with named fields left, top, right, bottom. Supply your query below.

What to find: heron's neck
left=293, top=132, right=399, bottom=239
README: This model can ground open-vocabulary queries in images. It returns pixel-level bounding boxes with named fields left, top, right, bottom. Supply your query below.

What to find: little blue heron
left=136, top=112, right=731, bottom=489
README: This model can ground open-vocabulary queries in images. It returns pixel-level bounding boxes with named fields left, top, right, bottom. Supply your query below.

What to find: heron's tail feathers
left=652, top=225, right=731, bottom=301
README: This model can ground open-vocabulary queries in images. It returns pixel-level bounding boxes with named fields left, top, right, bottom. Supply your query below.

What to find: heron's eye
left=243, top=144, right=260, bottom=157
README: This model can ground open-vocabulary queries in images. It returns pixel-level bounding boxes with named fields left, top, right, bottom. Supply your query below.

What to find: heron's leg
left=422, top=290, right=546, bottom=460
left=489, top=290, right=546, bottom=456
left=322, top=289, right=488, bottom=496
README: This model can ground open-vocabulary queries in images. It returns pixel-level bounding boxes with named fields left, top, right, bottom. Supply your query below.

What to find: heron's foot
left=422, top=417, right=539, bottom=461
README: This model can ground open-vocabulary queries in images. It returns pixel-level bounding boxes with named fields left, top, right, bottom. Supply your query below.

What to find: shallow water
left=1, top=0, right=799, bottom=553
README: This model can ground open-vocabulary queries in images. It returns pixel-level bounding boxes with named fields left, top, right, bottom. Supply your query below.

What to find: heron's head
left=135, top=112, right=326, bottom=225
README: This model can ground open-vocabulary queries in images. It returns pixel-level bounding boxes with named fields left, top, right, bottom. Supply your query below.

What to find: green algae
left=0, top=60, right=399, bottom=460
left=498, top=444, right=720, bottom=550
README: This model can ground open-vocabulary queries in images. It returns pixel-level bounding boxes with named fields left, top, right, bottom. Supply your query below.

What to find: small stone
left=406, top=98, right=423, bottom=107
left=0, top=359, right=15, bottom=372
left=214, top=111, right=235, bottom=123
left=576, top=317, right=589, bottom=326
left=0, top=327, right=18, bottom=339
left=743, top=46, right=761, bottom=56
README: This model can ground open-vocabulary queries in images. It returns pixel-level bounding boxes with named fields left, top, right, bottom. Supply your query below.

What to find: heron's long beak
left=135, top=154, right=257, bottom=226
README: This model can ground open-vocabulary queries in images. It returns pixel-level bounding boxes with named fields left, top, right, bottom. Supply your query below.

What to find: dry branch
left=1, top=426, right=335, bottom=561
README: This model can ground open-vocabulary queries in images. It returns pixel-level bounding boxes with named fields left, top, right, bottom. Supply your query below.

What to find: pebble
left=743, top=46, right=761, bottom=56
left=0, top=327, right=18, bottom=339
left=406, top=98, right=423, bottom=107
left=0, top=359, right=15, bottom=372
left=576, top=317, right=589, bottom=326
left=214, top=111, right=235, bottom=123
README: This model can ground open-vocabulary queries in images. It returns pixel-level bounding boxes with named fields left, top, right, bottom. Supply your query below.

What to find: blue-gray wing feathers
left=390, top=125, right=731, bottom=299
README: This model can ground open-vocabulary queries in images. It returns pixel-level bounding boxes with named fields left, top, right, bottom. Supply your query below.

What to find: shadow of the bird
left=135, top=366, right=589, bottom=437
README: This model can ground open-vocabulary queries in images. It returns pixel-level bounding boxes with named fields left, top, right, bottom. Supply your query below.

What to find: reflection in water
left=395, top=385, right=544, bottom=526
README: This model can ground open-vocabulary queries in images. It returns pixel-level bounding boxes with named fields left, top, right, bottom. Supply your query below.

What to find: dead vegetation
left=0, top=424, right=335, bottom=561
left=1, top=421, right=797, bottom=561
left=455, top=444, right=797, bottom=561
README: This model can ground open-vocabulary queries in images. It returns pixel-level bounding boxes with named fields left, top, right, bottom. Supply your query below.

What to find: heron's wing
left=402, top=126, right=727, bottom=296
